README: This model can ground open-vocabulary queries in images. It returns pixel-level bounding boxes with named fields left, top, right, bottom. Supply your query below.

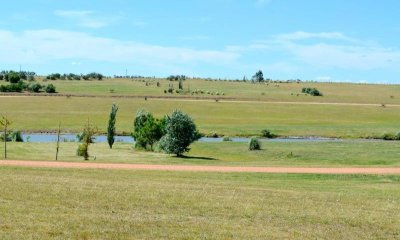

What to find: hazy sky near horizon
left=0, top=0, right=399, bottom=83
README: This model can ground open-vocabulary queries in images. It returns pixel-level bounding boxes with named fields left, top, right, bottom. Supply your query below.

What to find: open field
left=0, top=96, right=399, bottom=138
left=0, top=167, right=399, bottom=239
left=30, top=77, right=400, bottom=104
left=2, top=141, right=400, bottom=167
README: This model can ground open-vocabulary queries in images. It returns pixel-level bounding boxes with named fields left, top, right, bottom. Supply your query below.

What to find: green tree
left=159, top=110, right=200, bottom=157
left=107, top=103, right=119, bottom=149
left=132, top=110, right=165, bottom=150
left=7, top=72, right=20, bottom=84
left=252, top=70, right=264, bottom=83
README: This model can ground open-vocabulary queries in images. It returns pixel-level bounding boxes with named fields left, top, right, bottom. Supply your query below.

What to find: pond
left=22, top=134, right=344, bottom=143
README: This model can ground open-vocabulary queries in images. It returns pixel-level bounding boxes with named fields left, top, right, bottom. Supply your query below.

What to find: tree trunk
left=4, top=124, right=7, bottom=159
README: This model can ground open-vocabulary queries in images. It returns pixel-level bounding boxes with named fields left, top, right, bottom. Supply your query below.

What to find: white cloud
left=0, top=29, right=239, bottom=68
left=275, top=31, right=357, bottom=42
left=286, top=43, right=400, bottom=70
left=54, top=10, right=113, bottom=28
left=242, top=31, right=400, bottom=71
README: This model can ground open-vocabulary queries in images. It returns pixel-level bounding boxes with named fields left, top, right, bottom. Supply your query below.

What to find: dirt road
left=1, top=160, right=400, bottom=175
left=1, top=94, right=399, bottom=108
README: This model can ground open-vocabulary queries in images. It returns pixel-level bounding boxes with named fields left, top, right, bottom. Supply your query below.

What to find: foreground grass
left=0, top=167, right=399, bottom=239
left=34, top=77, right=400, bottom=104
left=0, top=96, right=399, bottom=138
left=2, top=141, right=400, bottom=167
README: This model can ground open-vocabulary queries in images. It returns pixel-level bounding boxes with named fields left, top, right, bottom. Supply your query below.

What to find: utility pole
left=126, top=69, right=128, bottom=78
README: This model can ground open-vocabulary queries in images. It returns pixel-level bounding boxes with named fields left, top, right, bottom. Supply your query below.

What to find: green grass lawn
left=0, top=167, right=399, bottom=239
left=0, top=96, right=399, bottom=138
left=32, top=77, right=400, bottom=104
left=2, top=141, right=400, bottom=167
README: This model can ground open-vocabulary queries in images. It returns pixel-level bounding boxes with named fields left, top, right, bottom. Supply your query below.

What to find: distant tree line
left=0, top=71, right=36, bottom=82
left=0, top=70, right=56, bottom=93
left=46, top=72, right=104, bottom=80
left=114, top=75, right=149, bottom=79
left=167, top=75, right=187, bottom=81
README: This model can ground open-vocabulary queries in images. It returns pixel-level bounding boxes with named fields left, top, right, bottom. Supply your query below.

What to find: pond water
left=22, top=134, right=344, bottom=143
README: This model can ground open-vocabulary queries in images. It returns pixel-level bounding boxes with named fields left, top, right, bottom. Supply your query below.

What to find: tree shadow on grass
left=176, top=155, right=217, bottom=161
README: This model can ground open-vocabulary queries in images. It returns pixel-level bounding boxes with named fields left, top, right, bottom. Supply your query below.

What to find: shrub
left=0, top=133, right=11, bottom=142
left=77, top=143, right=89, bottom=160
left=249, top=138, right=261, bottom=150
left=222, top=136, right=232, bottom=142
left=0, top=83, right=24, bottom=92
left=381, top=133, right=400, bottom=141
left=77, top=120, right=97, bottom=160
left=302, top=87, right=323, bottom=96
left=9, top=130, right=23, bottom=142
left=27, top=83, right=43, bottom=93
left=45, top=84, right=56, bottom=93
left=261, top=129, right=276, bottom=138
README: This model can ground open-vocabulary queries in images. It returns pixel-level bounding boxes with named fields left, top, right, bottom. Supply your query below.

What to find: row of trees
left=167, top=75, right=187, bottom=81
left=76, top=105, right=200, bottom=160
left=0, top=71, right=36, bottom=82
left=46, top=72, right=104, bottom=81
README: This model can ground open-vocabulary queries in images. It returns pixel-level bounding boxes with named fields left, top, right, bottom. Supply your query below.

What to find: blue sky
left=0, top=0, right=399, bottom=83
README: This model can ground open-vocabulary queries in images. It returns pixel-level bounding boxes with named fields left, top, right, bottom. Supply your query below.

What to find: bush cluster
left=381, top=132, right=400, bottom=141
left=133, top=109, right=200, bottom=156
left=302, top=87, right=323, bottom=96
left=261, top=129, right=276, bottom=138
left=0, top=130, right=24, bottom=142
left=0, top=81, right=57, bottom=93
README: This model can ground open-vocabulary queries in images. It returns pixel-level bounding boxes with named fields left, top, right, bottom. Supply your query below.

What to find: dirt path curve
left=1, top=160, right=400, bottom=175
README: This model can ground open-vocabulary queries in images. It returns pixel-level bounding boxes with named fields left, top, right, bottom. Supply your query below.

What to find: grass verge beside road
left=0, top=167, right=399, bottom=239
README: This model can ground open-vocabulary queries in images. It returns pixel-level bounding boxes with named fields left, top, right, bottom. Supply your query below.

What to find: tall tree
left=0, top=116, right=11, bottom=159
left=107, top=104, right=119, bottom=149
left=252, top=70, right=264, bottom=83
